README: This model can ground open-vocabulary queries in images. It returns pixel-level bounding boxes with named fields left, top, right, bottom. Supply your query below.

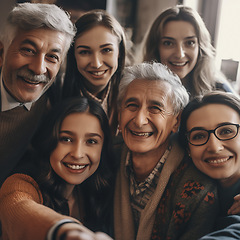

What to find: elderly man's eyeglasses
left=186, top=123, right=240, bottom=146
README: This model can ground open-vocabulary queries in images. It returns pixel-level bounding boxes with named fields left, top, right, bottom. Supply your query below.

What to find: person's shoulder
left=1, top=173, right=38, bottom=191
left=170, top=159, right=218, bottom=211
left=0, top=173, right=42, bottom=202
left=173, top=157, right=217, bottom=193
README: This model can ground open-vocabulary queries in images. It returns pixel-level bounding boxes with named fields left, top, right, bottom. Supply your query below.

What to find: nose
left=175, top=44, right=185, bottom=59
left=29, top=55, right=47, bottom=75
left=206, top=134, right=224, bottom=153
left=90, top=53, right=102, bottom=68
left=133, top=108, right=148, bottom=127
left=70, top=142, right=84, bottom=159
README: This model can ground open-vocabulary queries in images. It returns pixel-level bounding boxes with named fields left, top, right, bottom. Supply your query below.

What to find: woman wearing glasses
left=179, top=91, right=240, bottom=239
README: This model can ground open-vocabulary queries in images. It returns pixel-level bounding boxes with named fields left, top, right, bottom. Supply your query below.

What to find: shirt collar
left=1, top=73, right=32, bottom=111
left=83, top=81, right=111, bottom=104
left=125, top=144, right=172, bottom=181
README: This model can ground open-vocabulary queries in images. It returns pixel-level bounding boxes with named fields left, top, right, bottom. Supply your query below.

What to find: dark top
left=199, top=215, right=240, bottom=240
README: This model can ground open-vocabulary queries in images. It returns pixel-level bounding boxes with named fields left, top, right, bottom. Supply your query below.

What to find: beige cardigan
left=114, top=137, right=184, bottom=240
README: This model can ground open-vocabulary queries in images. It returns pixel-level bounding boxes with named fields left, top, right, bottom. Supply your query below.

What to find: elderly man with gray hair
left=0, top=2, right=75, bottom=186
left=114, top=62, right=219, bottom=240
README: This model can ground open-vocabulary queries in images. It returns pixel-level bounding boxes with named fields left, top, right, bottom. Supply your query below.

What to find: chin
left=131, top=147, right=152, bottom=154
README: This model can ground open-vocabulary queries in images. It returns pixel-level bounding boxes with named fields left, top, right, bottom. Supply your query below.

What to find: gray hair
left=117, top=62, right=189, bottom=114
left=0, top=2, right=76, bottom=57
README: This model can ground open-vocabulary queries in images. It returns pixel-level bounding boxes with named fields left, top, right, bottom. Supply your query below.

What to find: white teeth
left=65, top=163, right=86, bottom=170
left=91, top=71, right=105, bottom=76
left=23, top=78, right=41, bottom=85
left=172, top=62, right=186, bottom=66
left=132, top=131, right=151, bottom=137
left=206, top=158, right=229, bottom=164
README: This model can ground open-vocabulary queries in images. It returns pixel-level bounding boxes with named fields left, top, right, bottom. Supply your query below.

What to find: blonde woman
left=141, top=5, right=233, bottom=98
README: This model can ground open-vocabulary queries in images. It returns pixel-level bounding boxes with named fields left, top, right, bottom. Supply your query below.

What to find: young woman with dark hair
left=0, top=97, right=115, bottom=240
left=62, top=10, right=127, bottom=135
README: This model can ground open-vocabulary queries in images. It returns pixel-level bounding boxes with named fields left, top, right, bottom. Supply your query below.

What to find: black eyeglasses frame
left=186, top=123, right=240, bottom=146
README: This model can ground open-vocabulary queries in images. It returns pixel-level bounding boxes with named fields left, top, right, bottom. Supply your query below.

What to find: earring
left=117, top=125, right=122, bottom=136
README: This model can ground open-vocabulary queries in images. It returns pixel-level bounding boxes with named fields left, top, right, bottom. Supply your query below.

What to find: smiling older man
left=0, top=2, right=76, bottom=185
left=114, top=62, right=219, bottom=240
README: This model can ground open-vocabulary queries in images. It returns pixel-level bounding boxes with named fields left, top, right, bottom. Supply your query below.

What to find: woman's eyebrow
left=86, top=133, right=103, bottom=139
left=100, top=43, right=113, bottom=48
left=76, top=45, right=90, bottom=49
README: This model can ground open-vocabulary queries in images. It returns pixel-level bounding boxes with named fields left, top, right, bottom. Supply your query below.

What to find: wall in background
left=134, top=0, right=178, bottom=44
left=0, top=0, right=16, bottom=35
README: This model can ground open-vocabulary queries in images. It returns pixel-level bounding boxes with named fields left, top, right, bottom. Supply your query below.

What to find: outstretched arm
left=0, top=173, right=78, bottom=240
left=0, top=174, right=112, bottom=240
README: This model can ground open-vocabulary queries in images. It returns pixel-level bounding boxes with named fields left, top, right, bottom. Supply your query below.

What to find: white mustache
left=17, top=69, right=50, bottom=83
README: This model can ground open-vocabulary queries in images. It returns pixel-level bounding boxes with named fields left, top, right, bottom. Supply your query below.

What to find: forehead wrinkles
left=146, top=81, right=174, bottom=114
left=148, top=81, right=171, bottom=96
left=127, top=79, right=171, bottom=97
left=125, top=80, right=173, bottom=111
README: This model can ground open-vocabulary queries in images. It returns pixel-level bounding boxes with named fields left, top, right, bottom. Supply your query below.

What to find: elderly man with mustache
left=0, top=2, right=76, bottom=186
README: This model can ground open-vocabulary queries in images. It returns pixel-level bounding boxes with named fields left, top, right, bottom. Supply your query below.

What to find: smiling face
left=74, top=25, right=119, bottom=96
left=1, top=28, right=66, bottom=103
left=50, top=112, right=104, bottom=186
left=187, top=104, right=240, bottom=187
left=119, top=79, right=180, bottom=157
left=159, top=20, right=199, bottom=81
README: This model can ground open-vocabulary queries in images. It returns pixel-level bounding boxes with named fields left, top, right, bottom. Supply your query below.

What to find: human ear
left=171, top=112, right=182, bottom=133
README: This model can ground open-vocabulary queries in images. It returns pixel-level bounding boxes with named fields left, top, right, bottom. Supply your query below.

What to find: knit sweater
left=114, top=138, right=219, bottom=240
left=0, top=94, right=48, bottom=185
left=151, top=160, right=219, bottom=240
left=0, top=173, right=79, bottom=240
